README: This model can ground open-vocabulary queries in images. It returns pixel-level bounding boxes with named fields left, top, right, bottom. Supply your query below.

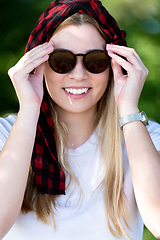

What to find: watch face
left=141, top=111, right=149, bottom=126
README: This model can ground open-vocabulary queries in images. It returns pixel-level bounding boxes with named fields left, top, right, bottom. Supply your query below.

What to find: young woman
left=0, top=0, right=160, bottom=239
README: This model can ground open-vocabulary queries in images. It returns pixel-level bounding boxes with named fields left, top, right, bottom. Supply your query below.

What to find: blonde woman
left=0, top=0, right=160, bottom=239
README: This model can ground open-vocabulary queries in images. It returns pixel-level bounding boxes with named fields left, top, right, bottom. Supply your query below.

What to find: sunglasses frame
left=48, top=49, right=111, bottom=74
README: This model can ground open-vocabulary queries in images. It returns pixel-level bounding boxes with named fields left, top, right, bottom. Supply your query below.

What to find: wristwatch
left=119, top=111, right=149, bottom=129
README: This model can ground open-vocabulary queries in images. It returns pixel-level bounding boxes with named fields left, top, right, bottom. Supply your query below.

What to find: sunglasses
left=48, top=49, right=111, bottom=74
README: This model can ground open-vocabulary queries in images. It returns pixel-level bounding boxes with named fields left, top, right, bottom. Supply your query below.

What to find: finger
left=34, top=62, right=47, bottom=80
left=16, top=55, right=49, bottom=77
left=110, top=58, right=123, bottom=82
left=107, top=44, right=145, bottom=70
left=108, top=50, right=148, bottom=84
left=24, top=41, right=54, bottom=60
left=108, top=50, right=135, bottom=74
left=17, top=42, right=53, bottom=72
left=8, top=54, right=49, bottom=84
left=16, top=45, right=54, bottom=75
left=107, top=44, right=141, bottom=61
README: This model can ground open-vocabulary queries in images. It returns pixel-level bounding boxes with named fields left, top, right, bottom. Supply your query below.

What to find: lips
left=64, top=88, right=89, bottom=95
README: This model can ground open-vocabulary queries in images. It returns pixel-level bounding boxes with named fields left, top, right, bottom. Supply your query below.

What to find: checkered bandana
left=25, top=0, right=127, bottom=195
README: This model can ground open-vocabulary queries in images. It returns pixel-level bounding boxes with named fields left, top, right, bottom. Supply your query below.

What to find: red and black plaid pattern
left=25, top=0, right=127, bottom=195
left=25, top=0, right=126, bottom=52
left=31, top=93, right=65, bottom=194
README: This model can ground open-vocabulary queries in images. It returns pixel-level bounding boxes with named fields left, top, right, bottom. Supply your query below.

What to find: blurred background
left=0, top=0, right=159, bottom=238
left=0, top=0, right=160, bottom=122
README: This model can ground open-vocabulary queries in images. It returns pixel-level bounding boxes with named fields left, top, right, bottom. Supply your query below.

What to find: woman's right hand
left=8, top=41, right=54, bottom=109
left=0, top=41, right=54, bottom=239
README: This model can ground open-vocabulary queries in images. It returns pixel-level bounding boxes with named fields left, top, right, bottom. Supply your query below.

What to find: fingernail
left=47, top=45, right=53, bottom=50
left=49, top=40, right=53, bottom=44
left=107, top=43, right=115, bottom=48
left=42, top=42, right=48, bottom=45
left=108, top=50, right=113, bottom=55
left=43, top=54, right=49, bottom=59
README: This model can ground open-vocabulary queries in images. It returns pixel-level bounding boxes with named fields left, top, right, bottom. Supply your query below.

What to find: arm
left=123, top=121, right=160, bottom=239
left=107, top=44, right=160, bottom=239
left=0, top=41, right=54, bottom=239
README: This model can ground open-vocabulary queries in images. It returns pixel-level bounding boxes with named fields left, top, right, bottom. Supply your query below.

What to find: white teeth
left=64, top=88, right=89, bottom=95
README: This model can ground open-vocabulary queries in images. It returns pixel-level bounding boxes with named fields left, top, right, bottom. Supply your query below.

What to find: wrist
left=118, top=106, right=139, bottom=119
left=18, top=105, right=40, bottom=121
left=19, top=102, right=41, bottom=113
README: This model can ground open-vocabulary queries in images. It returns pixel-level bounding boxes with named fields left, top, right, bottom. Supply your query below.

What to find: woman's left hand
left=106, top=44, right=149, bottom=118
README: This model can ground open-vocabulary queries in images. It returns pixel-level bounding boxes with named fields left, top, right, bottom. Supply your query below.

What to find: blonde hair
left=22, top=13, right=129, bottom=238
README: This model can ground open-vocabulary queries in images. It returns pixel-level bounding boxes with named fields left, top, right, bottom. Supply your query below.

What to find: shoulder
left=147, top=120, right=160, bottom=151
left=0, top=114, right=17, bottom=151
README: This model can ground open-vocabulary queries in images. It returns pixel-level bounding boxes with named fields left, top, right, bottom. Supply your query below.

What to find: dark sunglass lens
left=85, top=51, right=110, bottom=73
left=49, top=51, right=75, bottom=74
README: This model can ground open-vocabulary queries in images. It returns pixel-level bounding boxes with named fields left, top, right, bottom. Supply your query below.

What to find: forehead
left=50, top=24, right=106, bottom=53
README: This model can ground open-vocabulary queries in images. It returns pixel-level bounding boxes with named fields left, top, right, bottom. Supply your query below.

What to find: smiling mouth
left=64, top=88, right=90, bottom=95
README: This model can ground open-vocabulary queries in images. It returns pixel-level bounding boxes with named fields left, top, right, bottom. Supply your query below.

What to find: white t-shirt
left=0, top=115, right=160, bottom=240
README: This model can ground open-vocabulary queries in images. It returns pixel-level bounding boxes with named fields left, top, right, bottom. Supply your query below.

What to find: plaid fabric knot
left=25, top=0, right=127, bottom=195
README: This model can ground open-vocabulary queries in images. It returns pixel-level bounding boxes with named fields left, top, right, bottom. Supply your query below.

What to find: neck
left=59, top=107, right=97, bottom=149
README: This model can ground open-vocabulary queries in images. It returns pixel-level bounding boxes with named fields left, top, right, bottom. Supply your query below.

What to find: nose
left=68, top=56, right=87, bottom=81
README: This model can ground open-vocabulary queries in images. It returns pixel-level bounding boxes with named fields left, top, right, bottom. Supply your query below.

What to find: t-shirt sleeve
left=147, top=120, right=160, bottom=151
left=0, top=115, right=17, bottom=151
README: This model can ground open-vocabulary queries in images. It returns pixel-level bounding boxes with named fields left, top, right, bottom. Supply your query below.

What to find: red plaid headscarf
left=25, top=0, right=127, bottom=195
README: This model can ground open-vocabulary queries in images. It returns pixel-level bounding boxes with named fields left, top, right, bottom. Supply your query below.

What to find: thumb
left=34, top=62, right=47, bottom=80
left=111, top=58, right=123, bottom=82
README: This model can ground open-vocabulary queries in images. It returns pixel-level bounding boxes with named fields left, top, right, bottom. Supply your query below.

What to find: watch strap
left=119, top=111, right=148, bottom=129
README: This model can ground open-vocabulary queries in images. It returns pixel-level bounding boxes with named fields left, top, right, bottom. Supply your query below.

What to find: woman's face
left=44, top=24, right=110, bottom=116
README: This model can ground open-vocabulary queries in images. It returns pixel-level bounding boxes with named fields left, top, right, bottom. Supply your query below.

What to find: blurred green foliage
left=105, top=0, right=160, bottom=123
left=0, top=0, right=160, bottom=121
left=0, top=0, right=159, bottom=239
left=143, top=226, right=158, bottom=240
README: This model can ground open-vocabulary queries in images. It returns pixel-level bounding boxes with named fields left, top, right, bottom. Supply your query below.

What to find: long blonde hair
left=22, top=13, right=129, bottom=238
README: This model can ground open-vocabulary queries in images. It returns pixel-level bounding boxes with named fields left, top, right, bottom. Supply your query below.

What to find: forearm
left=123, top=120, right=160, bottom=237
left=0, top=106, right=40, bottom=238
